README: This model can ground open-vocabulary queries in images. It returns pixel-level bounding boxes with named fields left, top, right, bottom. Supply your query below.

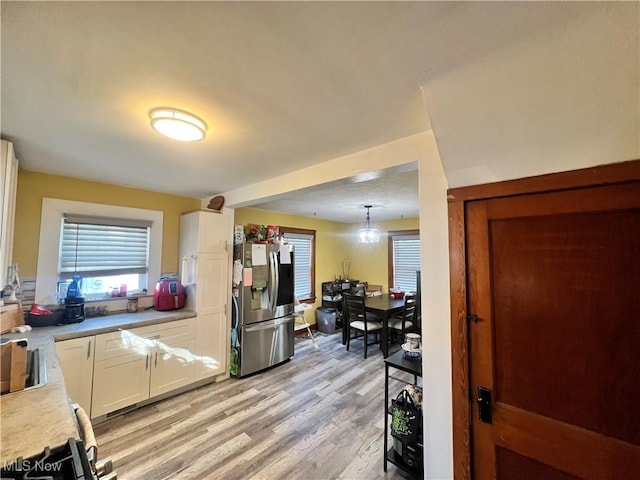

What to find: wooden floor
left=94, top=331, right=419, bottom=480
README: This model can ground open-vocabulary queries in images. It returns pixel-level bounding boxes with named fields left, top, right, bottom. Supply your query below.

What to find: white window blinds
left=284, top=232, right=313, bottom=299
left=59, top=214, right=151, bottom=278
left=392, top=234, right=421, bottom=292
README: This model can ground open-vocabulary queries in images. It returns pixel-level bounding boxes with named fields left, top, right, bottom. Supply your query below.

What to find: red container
left=391, top=291, right=405, bottom=299
left=153, top=279, right=185, bottom=311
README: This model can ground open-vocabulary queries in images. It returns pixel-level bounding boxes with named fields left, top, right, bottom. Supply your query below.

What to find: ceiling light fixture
left=149, top=108, right=207, bottom=142
left=357, top=205, right=381, bottom=243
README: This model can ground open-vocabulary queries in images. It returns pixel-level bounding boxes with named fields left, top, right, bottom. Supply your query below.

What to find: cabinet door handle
left=154, top=351, right=158, bottom=367
left=145, top=354, right=149, bottom=370
left=86, top=340, right=92, bottom=359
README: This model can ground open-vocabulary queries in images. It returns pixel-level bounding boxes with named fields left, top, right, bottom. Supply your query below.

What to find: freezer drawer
left=239, top=316, right=294, bottom=377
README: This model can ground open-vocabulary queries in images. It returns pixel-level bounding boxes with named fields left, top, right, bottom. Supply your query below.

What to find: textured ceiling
left=252, top=163, right=419, bottom=223
left=2, top=1, right=637, bottom=221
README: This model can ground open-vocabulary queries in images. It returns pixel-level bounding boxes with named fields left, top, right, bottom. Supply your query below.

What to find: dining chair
left=350, top=284, right=366, bottom=296
left=388, top=293, right=418, bottom=343
left=343, top=293, right=382, bottom=359
left=294, top=302, right=317, bottom=347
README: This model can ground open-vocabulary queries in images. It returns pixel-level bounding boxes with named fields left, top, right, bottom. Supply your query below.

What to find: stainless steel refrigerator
left=232, top=242, right=295, bottom=377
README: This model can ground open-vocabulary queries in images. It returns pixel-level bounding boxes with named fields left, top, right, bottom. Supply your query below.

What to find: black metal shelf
left=386, top=447, right=422, bottom=479
left=384, top=349, right=423, bottom=477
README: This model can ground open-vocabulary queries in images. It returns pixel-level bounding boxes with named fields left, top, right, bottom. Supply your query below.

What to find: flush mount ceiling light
left=357, top=205, right=381, bottom=243
left=149, top=108, right=207, bottom=142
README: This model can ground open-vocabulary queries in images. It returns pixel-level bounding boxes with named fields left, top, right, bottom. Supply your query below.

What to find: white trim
left=35, top=198, right=163, bottom=304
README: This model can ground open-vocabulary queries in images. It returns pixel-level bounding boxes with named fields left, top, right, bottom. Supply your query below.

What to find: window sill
left=298, top=296, right=316, bottom=304
left=83, top=293, right=151, bottom=303
left=82, top=294, right=155, bottom=316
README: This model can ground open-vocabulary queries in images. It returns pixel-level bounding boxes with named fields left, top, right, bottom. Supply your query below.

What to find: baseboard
left=91, top=375, right=223, bottom=424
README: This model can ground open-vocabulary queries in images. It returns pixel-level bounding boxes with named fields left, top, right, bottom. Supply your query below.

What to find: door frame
left=447, top=159, right=640, bottom=480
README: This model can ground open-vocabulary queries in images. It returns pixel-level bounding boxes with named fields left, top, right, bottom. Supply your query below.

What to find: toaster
left=153, top=278, right=185, bottom=311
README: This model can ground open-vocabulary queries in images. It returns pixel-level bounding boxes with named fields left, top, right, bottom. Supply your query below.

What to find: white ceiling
left=252, top=162, right=419, bottom=223
left=2, top=2, right=638, bottom=221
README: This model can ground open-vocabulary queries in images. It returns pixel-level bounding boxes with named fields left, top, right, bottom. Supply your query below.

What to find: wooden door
left=465, top=181, right=640, bottom=478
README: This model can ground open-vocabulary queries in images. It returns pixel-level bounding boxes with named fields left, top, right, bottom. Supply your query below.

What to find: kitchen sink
left=25, top=347, right=47, bottom=390
left=0, top=341, right=47, bottom=395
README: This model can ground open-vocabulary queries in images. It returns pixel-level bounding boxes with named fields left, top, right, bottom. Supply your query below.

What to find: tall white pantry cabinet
left=179, top=209, right=232, bottom=381
left=1, top=140, right=18, bottom=286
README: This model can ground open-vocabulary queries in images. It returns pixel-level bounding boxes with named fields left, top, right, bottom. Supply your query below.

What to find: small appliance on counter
left=153, top=276, right=185, bottom=311
left=26, top=304, right=64, bottom=328
left=63, top=297, right=85, bottom=324
left=59, top=275, right=85, bottom=324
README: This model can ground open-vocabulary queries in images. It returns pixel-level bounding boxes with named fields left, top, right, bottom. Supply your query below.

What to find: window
left=388, top=230, right=421, bottom=292
left=35, top=198, right=163, bottom=304
left=280, top=227, right=316, bottom=302
left=59, top=214, right=151, bottom=297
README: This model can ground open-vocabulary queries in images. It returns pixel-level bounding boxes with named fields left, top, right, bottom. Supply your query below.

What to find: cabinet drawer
left=94, top=329, right=149, bottom=362
left=147, top=319, right=196, bottom=346
left=94, top=318, right=196, bottom=361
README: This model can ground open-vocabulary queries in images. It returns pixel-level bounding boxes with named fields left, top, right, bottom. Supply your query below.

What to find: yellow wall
left=344, top=217, right=419, bottom=292
left=13, top=169, right=201, bottom=277
left=13, top=169, right=418, bottom=307
left=233, top=207, right=348, bottom=314
left=234, top=207, right=419, bottom=322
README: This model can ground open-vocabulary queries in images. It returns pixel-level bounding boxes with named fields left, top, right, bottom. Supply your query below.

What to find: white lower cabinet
left=150, top=338, right=196, bottom=397
left=55, top=336, right=95, bottom=413
left=195, top=312, right=226, bottom=380
left=90, top=318, right=196, bottom=418
left=91, top=350, right=149, bottom=417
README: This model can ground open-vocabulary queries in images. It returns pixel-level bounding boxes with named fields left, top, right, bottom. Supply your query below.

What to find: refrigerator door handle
left=270, top=328, right=279, bottom=365
left=243, top=316, right=291, bottom=331
left=273, top=251, right=280, bottom=309
left=269, top=251, right=277, bottom=312
left=269, top=328, right=276, bottom=365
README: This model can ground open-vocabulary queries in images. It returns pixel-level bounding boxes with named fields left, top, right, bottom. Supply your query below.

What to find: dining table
left=341, top=294, right=405, bottom=357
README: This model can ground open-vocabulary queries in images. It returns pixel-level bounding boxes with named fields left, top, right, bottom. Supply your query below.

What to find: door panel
left=55, top=336, right=95, bottom=413
left=491, top=210, right=640, bottom=445
left=149, top=339, right=196, bottom=397
left=195, top=252, right=228, bottom=379
left=239, top=316, right=294, bottom=377
left=467, top=182, right=640, bottom=478
left=91, top=353, right=149, bottom=418
left=276, top=247, right=294, bottom=307
left=497, top=447, right=580, bottom=480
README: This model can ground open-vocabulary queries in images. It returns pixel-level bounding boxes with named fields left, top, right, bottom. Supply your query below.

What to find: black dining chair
left=388, top=293, right=418, bottom=343
left=350, top=284, right=366, bottom=296
left=343, top=293, right=382, bottom=359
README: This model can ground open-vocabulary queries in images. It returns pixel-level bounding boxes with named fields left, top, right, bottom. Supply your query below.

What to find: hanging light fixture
left=149, top=108, right=207, bottom=142
left=357, top=205, right=381, bottom=243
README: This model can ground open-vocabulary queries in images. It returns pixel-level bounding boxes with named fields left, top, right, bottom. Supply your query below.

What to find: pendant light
left=357, top=205, right=381, bottom=243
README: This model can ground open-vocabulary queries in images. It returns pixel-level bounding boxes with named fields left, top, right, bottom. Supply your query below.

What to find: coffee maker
left=63, top=297, right=85, bottom=324
left=63, top=275, right=85, bottom=323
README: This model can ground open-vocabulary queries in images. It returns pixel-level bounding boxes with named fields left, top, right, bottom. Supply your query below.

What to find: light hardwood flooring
left=94, top=331, right=419, bottom=480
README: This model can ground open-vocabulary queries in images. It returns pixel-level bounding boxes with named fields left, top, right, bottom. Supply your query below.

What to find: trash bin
left=316, top=307, right=337, bottom=334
